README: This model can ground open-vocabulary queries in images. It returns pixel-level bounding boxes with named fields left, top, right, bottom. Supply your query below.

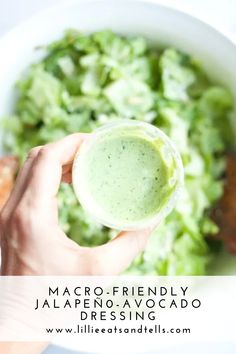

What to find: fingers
left=1, top=132, right=154, bottom=277
left=23, top=133, right=87, bottom=206
left=90, top=228, right=153, bottom=275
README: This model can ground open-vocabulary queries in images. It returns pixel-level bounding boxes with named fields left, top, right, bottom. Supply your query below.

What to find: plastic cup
left=72, top=120, right=184, bottom=230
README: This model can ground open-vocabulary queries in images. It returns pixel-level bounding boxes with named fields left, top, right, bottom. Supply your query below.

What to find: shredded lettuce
left=2, top=30, right=234, bottom=275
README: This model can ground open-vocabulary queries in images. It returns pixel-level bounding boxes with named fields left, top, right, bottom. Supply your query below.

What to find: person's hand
left=0, top=134, right=154, bottom=353
left=0, top=133, right=152, bottom=276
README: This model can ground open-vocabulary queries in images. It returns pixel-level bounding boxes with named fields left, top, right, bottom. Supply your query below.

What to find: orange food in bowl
left=0, top=156, right=19, bottom=210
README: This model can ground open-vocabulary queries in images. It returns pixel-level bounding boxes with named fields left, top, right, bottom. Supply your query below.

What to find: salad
left=2, top=30, right=233, bottom=275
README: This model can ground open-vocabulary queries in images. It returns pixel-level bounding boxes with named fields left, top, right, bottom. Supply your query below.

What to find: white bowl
left=0, top=0, right=236, bottom=352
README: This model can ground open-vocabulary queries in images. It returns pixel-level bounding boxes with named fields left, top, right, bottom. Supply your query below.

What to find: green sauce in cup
left=73, top=120, right=183, bottom=230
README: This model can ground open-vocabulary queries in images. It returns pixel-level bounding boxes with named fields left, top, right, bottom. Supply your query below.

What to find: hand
left=0, top=133, right=152, bottom=276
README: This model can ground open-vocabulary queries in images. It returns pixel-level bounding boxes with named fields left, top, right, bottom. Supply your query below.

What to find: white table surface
left=1, top=1, right=236, bottom=353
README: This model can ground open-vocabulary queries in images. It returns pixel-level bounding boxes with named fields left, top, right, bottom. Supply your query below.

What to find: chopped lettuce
left=160, top=49, right=196, bottom=102
left=2, top=30, right=234, bottom=275
left=104, top=78, right=154, bottom=118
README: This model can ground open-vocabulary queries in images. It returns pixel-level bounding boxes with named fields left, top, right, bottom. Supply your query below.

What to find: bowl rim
left=0, top=0, right=236, bottom=50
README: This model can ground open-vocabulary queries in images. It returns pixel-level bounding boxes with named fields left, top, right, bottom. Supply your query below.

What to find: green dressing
left=78, top=130, right=176, bottom=225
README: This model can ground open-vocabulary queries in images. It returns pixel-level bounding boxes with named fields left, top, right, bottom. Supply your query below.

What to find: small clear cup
left=72, top=120, right=184, bottom=230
